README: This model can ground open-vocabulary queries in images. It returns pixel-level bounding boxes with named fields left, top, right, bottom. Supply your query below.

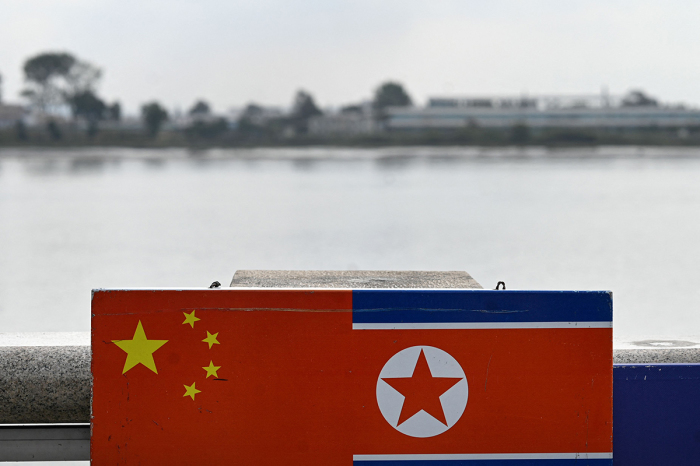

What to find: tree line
left=7, top=51, right=413, bottom=142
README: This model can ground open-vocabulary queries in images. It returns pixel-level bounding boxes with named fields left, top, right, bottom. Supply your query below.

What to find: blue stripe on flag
left=352, top=290, right=612, bottom=325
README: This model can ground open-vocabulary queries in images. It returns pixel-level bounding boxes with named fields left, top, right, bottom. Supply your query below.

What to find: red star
left=381, top=349, right=462, bottom=426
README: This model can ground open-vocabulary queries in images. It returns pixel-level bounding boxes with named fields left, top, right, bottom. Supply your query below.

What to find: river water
left=1, top=146, right=699, bottom=340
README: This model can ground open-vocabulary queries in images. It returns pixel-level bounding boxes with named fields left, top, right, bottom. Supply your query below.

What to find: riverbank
left=4, top=145, right=700, bottom=162
left=3, top=125, right=700, bottom=149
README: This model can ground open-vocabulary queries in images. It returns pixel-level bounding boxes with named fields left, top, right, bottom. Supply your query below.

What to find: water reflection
left=69, top=157, right=109, bottom=172
left=1, top=148, right=700, bottom=340
left=291, top=157, right=320, bottom=170
left=374, top=154, right=418, bottom=169
left=142, top=158, right=166, bottom=169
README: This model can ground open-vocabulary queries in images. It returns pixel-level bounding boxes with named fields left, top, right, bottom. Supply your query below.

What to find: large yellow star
left=202, top=331, right=220, bottom=349
left=182, top=310, right=200, bottom=328
left=183, top=382, right=201, bottom=400
left=112, top=321, right=168, bottom=374
left=202, top=361, right=221, bottom=378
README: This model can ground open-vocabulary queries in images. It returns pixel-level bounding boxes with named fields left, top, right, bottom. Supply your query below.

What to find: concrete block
left=0, top=342, right=90, bottom=423
left=230, top=270, right=483, bottom=289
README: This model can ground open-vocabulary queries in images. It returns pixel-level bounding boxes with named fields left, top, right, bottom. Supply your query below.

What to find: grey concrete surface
left=0, top=346, right=90, bottom=424
left=230, top=270, right=483, bottom=289
left=614, top=348, right=700, bottom=363
left=613, top=337, right=700, bottom=363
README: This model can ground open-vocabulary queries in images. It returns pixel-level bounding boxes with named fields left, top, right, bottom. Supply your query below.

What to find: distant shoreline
left=5, top=122, right=700, bottom=150
left=3, top=145, right=700, bottom=161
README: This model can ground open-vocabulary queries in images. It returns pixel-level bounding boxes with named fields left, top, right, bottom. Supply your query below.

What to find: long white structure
left=0, top=104, right=25, bottom=129
left=386, top=105, right=700, bottom=130
left=386, top=94, right=700, bottom=130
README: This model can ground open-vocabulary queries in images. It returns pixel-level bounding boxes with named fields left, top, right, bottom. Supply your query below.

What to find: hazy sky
left=2, top=0, right=700, bottom=114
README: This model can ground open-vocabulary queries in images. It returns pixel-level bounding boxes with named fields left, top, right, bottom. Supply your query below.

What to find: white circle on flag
left=376, top=345, right=468, bottom=438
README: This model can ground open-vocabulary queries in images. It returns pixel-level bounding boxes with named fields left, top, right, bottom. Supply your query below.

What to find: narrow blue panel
left=352, top=290, right=612, bottom=324
left=354, top=461, right=611, bottom=465
left=613, top=364, right=700, bottom=466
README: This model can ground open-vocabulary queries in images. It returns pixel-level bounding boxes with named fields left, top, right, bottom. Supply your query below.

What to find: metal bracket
left=0, top=424, right=90, bottom=461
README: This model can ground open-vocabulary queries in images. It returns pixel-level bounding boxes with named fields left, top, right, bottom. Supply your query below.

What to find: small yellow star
left=112, top=321, right=168, bottom=374
left=183, top=382, right=201, bottom=400
left=202, top=361, right=221, bottom=378
left=202, top=331, right=220, bottom=349
left=182, top=310, right=200, bottom=328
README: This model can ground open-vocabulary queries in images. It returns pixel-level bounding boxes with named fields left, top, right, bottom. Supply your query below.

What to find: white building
left=386, top=94, right=700, bottom=130
left=0, top=104, right=26, bottom=129
left=308, top=112, right=379, bottom=136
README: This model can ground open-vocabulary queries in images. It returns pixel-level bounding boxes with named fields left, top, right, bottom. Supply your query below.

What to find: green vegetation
left=18, top=52, right=120, bottom=138
left=185, top=118, right=228, bottom=140
left=373, top=82, right=412, bottom=110
left=3, top=121, right=700, bottom=148
left=188, top=100, right=211, bottom=116
left=290, top=90, right=322, bottom=134
left=3, top=51, right=700, bottom=148
left=141, top=102, right=169, bottom=137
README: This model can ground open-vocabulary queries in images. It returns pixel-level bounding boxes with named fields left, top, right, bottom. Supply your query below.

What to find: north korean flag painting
left=91, top=289, right=612, bottom=465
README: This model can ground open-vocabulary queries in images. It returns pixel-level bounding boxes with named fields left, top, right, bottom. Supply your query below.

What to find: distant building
left=98, top=117, right=143, bottom=132
left=308, top=113, right=379, bottom=136
left=0, top=104, right=26, bottom=129
left=386, top=94, right=700, bottom=130
left=238, top=106, right=285, bottom=127
left=308, top=103, right=380, bottom=136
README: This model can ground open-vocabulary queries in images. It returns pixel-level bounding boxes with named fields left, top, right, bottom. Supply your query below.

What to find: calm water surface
left=1, top=147, right=699, bottom=339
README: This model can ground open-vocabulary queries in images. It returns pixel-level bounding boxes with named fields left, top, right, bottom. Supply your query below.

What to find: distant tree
left=24, top=53, right=75, bottom=83
left=373, top=82, right=412, bottom=111
left=105, top=102, right=121, bottom=121
left=141, top=102, right=169, bottom=137
left=22, top=53, right=75, bottom=114
left=340, top=104, right=363, bottom=114
left=21, top=52, right=102, bottom=116
left=290, top=90, right=322, bottom=134
left=622, top=90, right=659, bottom=107
left=15, top=120, right=28, bottom=141
left=240, top=103, right=263, bottom=121
left=64, top=60, right=101, bottom=95
left=188, top=100, right=211, bottom=116
left=236, top=103, right=286, bottom=140
left=237, top=103, right=265, bottom=134
left=185, top=118, right=228, bottom=139
left=291, top=90, right=322, bottom=120
left=46, top=120, right=62, bottom=140
left=67, top=90, right=106, bottom=137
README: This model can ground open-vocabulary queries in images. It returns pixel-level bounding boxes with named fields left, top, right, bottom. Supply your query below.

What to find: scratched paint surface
left=92, top=289, right=612, bottom=465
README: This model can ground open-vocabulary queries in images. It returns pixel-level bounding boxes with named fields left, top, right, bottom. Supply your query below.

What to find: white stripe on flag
left=352, top=321, right=612, bottom=330
left=353, top=453, right=613, bottom=461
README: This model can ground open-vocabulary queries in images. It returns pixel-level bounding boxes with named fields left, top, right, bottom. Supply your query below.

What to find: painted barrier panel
left=91, top=289, right=612, bottom=465
left=613, top=364, right=700, bottom=465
